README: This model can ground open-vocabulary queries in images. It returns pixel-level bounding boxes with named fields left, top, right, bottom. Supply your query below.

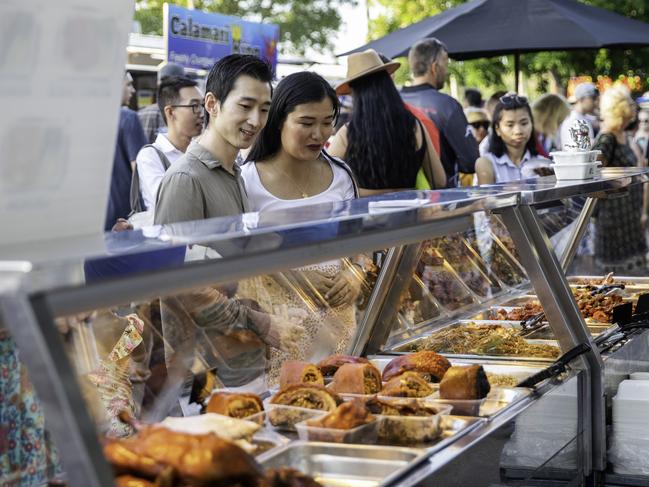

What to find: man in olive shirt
left=155, top=55, right=303, bottom=388
left=155, top=55, right=272, bottom=223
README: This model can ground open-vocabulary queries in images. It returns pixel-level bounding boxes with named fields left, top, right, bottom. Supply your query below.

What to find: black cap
left=158, top=62, right=185, bottom=82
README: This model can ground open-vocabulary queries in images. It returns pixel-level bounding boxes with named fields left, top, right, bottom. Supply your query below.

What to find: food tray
left=390, top=321, right=560, bottom=362
left=259, top=416, right=485, bottom=485
left=258, top=441, right=422, bottom=487
left=397, top=274, right=446, bottom=328
left=429, top=387, right=531, bottom=418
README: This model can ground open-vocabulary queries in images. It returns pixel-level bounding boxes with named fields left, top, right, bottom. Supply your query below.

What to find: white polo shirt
left=135, top=133, right=184, bottom=210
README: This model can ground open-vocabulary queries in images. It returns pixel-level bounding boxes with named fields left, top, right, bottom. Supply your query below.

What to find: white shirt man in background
left=558, top=82, right=599, bottom=150
left=135, top=75, right=204, bottom=210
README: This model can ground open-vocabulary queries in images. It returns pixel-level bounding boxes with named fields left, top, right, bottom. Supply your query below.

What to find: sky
left=282, top=0, right=369, bottom=80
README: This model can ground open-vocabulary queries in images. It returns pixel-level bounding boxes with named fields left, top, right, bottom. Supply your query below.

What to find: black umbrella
left=339, top=0, right=649, bottom=91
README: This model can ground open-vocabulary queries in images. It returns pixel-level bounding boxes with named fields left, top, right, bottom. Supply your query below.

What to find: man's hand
left=325, top=268, right=362, bottom=307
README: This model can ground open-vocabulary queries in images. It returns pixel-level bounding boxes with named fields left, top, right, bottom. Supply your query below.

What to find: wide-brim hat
left=336, top=49, right=400, bottom=95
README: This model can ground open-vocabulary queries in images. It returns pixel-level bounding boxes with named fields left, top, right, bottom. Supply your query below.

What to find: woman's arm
left=475, top=157, right=495, bottom=185
left=328, top=125, right=348, bottom=159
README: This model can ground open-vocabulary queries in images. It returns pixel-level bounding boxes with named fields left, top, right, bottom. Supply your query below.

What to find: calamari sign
left=163, top=3, right=279, bottom=72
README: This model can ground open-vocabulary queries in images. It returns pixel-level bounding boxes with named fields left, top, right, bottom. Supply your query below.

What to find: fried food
left=317, top=355, right=370, bottom=377
left=205, top=392, right=263, bottom=419
left=439, top=365, right=491, bottom=400
left=306, top=401, right=375, bottom=430
left=382, top=351, right=451, bottom=382
left=279, top=361, right=324, bottom=389
left=329, top=363, right=382, bottom=395
left=380, top=371, right=434, bottom=398
left=104, top=427, right=264, bottom=486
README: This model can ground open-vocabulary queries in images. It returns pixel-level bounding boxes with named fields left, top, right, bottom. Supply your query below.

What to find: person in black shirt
left=401, top=38, right=478, bottom=186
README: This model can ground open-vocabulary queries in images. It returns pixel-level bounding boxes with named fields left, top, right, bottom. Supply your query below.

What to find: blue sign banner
left=164, top=3, right=279, bottom=72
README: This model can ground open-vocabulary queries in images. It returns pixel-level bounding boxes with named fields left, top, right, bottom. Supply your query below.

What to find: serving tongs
left=593, top=293, right=649, bottom=350
left=518, top=311, right=546, bottom=336
left=516, top=343, right=591, bottom=389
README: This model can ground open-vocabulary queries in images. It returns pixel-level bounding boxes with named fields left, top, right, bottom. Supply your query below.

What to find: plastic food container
left=429, top=396, right=486, bottom=416
left=295, top=417, right=379, bottom=444
left=377, top=404, right=452, bottom=445
left=552, top=162, right=597, bottom=180
left=550, top=150, right=600, bottom=164
left=261, top=404, right=328, bottom=432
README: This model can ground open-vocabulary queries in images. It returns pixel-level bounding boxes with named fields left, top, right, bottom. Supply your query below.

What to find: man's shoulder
left=138, top=104, right=159, bottom=115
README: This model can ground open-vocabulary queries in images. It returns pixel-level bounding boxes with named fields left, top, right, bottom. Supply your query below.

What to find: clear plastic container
left=261, top=403, right=328, bottom=432
left=552, top=162, right=598, bottom=180
left=377, top=403, right=452, bottom=445
left=295, top=417, right=379, bottom=444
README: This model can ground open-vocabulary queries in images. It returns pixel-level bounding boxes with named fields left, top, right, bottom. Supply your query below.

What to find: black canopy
left=339, top=0, right=649, bottom=60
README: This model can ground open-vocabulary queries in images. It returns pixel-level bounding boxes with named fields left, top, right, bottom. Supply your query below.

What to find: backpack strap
left=321, top=149, right=360, bottom=198
left=130, top=144, right=173, bottom=215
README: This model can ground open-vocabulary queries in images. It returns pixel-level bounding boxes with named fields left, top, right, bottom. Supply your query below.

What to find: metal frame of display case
left=0, top=168, right=647, bottom=487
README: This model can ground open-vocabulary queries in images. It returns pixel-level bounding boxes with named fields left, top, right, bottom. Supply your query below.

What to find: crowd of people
left=107, top=37, right=649, bottom=276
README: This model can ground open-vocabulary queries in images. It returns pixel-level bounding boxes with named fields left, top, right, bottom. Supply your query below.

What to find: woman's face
left=496, top=108, right=533, bottom=150
left=280, top=98, right=335, bottom=161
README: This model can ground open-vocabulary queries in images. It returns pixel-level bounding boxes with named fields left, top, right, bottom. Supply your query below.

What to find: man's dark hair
left=204, top=54, right=273, bottom=123
left=408, top=38, right=448, bottom=77
left=157, top=76, right=198, bottom=124
left=464, top=88, right=483, bottom=108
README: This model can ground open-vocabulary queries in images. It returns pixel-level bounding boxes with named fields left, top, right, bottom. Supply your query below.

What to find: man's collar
left=401, top=82, right=438, bottom=93
left=154, top=133, right=182, bottom=154
left=187, top=140, right=240, bottom=174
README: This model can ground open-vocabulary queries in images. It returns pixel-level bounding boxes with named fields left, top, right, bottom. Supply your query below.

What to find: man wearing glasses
left=134, top=75, right=203, bottom=211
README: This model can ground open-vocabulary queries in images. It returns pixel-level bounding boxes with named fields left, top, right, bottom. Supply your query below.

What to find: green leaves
left=134, top=0, right=356, bottom=55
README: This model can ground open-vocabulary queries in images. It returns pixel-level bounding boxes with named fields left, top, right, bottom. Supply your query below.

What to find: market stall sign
left=163, top=3, right=279, bottom=72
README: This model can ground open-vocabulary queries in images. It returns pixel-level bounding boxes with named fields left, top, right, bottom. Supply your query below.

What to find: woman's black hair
left=247, top=72, right=339, bottom=162
left=345, top=70, right=419, bottom=188
left=488, top=97, right=539, bottom=158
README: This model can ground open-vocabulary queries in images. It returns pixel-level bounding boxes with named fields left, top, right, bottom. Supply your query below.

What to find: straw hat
left=336, top=49, right=401, bottom=95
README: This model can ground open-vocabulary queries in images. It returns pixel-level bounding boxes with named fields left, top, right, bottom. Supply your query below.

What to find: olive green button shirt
left=154, top=140, right=250, bottom=225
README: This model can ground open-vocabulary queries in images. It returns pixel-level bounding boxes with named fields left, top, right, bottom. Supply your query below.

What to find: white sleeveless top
left=241, top=159, right=355, bottom=212
left=484, top=150, right=551, bottom=183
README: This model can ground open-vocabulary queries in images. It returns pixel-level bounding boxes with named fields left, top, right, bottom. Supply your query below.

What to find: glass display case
left=2, top=168, right=649, bottom=487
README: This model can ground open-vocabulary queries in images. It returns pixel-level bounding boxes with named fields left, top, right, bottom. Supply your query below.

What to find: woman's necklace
left=273, top=160, right=320, bottom=198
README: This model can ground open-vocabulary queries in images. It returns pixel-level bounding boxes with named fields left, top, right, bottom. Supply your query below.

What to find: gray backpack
left=129, top=144, right=171, bottom=216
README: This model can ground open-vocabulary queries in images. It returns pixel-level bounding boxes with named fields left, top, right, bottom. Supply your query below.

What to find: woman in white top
left=241, top=72, right=366, bottom=385
left=475, top=93, right=550, bottom=184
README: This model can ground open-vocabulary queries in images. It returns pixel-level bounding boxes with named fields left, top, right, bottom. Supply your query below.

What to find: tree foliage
left=368, top=0, right=649, bottom=95
left=135, top=0, right=356, bottom=55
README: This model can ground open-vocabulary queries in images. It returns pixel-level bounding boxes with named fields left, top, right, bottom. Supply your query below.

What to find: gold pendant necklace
left=276, top=162, right=318, bottom=198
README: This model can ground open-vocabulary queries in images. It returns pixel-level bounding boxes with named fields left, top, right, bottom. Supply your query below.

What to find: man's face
left=122, top=73, right=135, bottom=106
left=580, top=95, right=598, bottom=114
left=210, top=75, right=272, bottom=150
left=432, top=50, right=449, bottom=90
left=168, top=86, right=204, bottom=139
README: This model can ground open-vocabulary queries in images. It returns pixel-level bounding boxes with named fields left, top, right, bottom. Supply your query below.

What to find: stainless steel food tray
left=387, top=321, right=560, bottom=363
left=258, top=440, right=422, bottom=487
left=258, top=416, right=485, bottom=486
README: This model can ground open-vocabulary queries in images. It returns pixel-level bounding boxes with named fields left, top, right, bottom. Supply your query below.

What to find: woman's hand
left=325, top=268, right=363, bottom=307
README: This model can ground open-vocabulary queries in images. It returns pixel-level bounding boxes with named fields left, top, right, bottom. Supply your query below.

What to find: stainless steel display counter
left=1, top=168, right=649, bottom=487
